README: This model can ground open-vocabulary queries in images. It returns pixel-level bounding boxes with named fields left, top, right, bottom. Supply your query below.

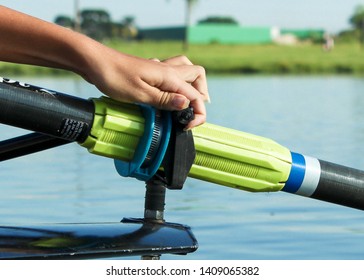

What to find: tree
left=54, top=8, right=140, bottom=42
left=197, top=16, right=239, bottom=25
left=80, top=9, right=112, bottom=41
left=350, top=5, right=364, bottom=29
left=54, top=15, right=74, bottom=28
left=349, top=5, right=364, bottom=45
left=118, top=16, right=138, bottom=40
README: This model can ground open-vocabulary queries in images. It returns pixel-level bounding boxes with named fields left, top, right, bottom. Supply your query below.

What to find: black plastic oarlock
left=158, top=107, right=196, bottom=190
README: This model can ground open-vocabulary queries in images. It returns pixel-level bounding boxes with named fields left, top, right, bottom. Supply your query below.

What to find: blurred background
left=1, top=0, right=364, bottom=74
left=1, top=1, right=364, bottom=260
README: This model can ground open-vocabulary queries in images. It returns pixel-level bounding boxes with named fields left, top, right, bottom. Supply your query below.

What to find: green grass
left=1, top=41, right=364, bottom=76
left=191, top=42, right=364, bottom=74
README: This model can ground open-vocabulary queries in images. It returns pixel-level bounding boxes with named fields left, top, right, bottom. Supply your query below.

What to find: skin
left=0, top=6, right=209, bottom=129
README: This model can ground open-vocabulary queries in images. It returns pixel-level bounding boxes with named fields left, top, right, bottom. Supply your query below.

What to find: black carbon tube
left=283, top=152, right=364, bottom=211
left=0, top=133, right=70, bottom=161
left=0, top=78, right=94, bottom=142
left=312, top=160, right=364, bottom=210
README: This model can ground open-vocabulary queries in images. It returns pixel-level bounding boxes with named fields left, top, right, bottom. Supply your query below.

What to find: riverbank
left=1, top=41, right=364, bottom=76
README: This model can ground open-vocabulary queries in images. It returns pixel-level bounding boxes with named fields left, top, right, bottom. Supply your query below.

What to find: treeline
left=54, top=9, right=137, bottom=41
left=337, top=5, right=364, bottom=43
left=54, top=5, right=364, bottom=44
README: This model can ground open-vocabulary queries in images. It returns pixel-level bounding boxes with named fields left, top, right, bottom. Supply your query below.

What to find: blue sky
left=1, top=0, right=363, bottom=33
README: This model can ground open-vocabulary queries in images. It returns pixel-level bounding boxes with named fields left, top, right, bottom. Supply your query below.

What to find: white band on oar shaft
left=283, top=152, right=321, bottom=197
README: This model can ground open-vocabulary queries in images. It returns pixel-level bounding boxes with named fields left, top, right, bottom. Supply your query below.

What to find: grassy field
left=1, top=41, right=364, bottom=76
left=107, top=41, right=364, bottom=74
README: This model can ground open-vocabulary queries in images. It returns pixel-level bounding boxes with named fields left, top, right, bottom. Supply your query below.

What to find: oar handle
left=0, top=78, right=94, bottom=142
left=2, top=78, right=364, bottom=211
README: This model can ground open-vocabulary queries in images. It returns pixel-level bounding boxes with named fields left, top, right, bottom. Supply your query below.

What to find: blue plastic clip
left=114, top=105, right=172, bottom=181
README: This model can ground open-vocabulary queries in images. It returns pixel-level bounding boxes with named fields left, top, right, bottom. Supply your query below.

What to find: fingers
left=149, top=58, right=160, bottom=62
left=186, top=98, right=207, bottom=130
left=162, top=55, right=193, bottom=66
left=173, top=81, right=207, bottom=129
left=143, top=77, right=206, bottom=128
left=160, top=82, right=207, bottom=129
left=162, top=56, right=209, bottom=128
left=163, top=56, right=210, bottom=103
left=156, top=90, right=190, bottom=110
left=144, top=56, right=209, bottom=128
left=177, top=64, right=210, bottom=103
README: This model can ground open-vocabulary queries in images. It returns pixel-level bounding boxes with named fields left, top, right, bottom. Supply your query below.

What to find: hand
left=83, top=44, right=209, bottom=129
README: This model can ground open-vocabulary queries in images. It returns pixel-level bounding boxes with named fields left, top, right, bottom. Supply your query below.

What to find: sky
left=1, top=0, right=363, bottom=34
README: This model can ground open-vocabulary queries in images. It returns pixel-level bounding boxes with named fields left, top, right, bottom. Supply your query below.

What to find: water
left=1, top=75, right=364, bottom=260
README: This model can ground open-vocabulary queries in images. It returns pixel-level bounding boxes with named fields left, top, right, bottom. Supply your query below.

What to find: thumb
left=152, top=90, right=190, bottom=111
left=168, top=94, right=190, bottom=110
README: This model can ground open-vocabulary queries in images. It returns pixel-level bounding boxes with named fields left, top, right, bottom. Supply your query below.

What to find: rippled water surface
left=1, top=75, right=364, bottom=259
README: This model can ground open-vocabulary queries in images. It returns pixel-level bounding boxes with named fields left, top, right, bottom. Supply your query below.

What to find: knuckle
left=195, top=65, right=206, bottom=76
left=176, top=55, right=192, bottom=65
left=158, top=91, right=171, bottom=108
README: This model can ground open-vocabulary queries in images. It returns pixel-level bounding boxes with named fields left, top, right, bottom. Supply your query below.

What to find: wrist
left=60, top=32, right=102, bottom=80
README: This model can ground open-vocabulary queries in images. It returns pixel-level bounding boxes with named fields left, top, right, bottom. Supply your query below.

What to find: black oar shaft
left=0, top=133, right=70, bottom=161
left=283, top=152, right=364, bottom=211
left=0, top=79, right=94, bottom=142
left=313, top=160, right=364, bottom=210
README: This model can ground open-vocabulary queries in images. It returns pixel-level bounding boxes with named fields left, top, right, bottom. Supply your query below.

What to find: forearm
left=0, top=6, right=96, bottom=78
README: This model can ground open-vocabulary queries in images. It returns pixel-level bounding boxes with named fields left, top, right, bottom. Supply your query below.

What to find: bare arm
left=0, top=6, right=209, bottom=129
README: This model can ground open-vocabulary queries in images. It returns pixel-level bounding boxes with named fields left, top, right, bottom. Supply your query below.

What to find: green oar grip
left=81, top=97, right=145, bottom=161
left=191, top=123, right=292, bottom=192
left=81, top=97, right=292, bottom=192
